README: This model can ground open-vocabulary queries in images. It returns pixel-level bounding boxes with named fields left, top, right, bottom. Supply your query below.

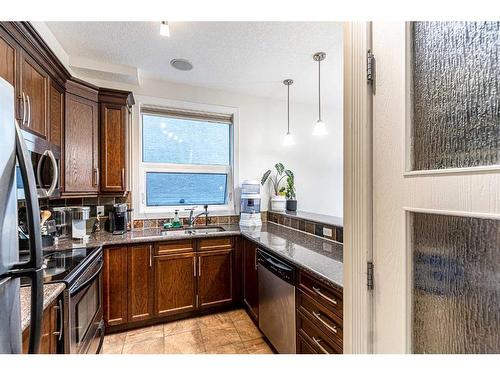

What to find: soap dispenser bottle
left=172, top=209, right=181, bottom=228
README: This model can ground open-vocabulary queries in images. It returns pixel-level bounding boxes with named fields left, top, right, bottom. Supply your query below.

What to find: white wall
left=35, top=24, right=343, bottom=217
left=81, top=77, right=344, bottom=217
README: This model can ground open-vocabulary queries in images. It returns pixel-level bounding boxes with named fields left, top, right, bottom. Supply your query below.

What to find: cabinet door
left=243, top=239, right=259, bottom=320
left=100, top=103, right=126, bottom=193
left=127, top=244, right=154, bottom=323
left=0, top=33, right=17, bottom=88
left=49, top=83, right=64, bottom=148
left=64, top=93, right=99, bottom=194
left=22, top=299, right=58, bottom=354
left=103, top=246, right=128, bottom=327
left=20, top=52, right=48, bottom=138
left=154, top=252, right=197, bottom=317
left=198, top=248, right=233, bottom=309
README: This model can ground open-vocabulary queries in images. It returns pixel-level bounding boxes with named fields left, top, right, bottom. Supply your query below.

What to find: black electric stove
left=20, top=246, right=102, bottom=286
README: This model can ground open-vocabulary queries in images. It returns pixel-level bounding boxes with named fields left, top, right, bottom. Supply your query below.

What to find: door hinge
left=367, top=50, right=376, bottom=93
left=367, top=261, right=374, bottom=290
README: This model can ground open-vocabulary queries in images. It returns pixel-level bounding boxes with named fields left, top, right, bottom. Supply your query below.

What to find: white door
left=372, top=22, right=500, bottom=353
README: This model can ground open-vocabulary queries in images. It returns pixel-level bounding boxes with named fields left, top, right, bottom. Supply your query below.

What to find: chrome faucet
left=186, top=205, right=209, bottom=227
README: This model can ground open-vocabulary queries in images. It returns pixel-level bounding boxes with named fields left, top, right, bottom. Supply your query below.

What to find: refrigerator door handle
left=25, top=269, right=44, bottom=354
left=13, top=120, right=43, bottom=270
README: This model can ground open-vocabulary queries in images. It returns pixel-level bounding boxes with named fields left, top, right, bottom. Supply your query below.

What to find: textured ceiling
left=46, top=22, right=343, bottom=105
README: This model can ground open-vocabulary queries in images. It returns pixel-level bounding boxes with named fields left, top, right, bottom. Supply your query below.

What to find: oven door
left=68, top=255, right=104, bottom=354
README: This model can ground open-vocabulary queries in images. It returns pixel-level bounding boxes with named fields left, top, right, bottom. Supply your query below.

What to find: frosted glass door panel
left=412, top=212, right=500, bottom=353
left=411, top=22, right=500, bottom=171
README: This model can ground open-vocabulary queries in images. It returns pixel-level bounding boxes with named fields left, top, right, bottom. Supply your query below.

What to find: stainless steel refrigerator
left=0, top=77, right=44, bottom=354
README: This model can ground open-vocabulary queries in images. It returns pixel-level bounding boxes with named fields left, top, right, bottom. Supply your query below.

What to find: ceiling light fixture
left=312, top=52, right=328, bottom=136
left=170, top=58, right=193, bottom=71
left=283, top=79, right=295, bottom=146
left=160, top=21, right=170, bottom=37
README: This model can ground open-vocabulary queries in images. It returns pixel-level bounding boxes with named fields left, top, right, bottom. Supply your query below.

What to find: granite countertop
left=20, top=283, right=66, bottom=332
left=44, top=222, right=343, bottom=289
left=240, top=223, right=343, bottom=289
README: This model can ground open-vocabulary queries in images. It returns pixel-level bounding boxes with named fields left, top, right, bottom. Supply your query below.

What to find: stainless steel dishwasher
left=257, top=248, right=296, bottom=354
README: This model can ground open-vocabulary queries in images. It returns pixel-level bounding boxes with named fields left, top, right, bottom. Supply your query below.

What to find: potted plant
left=261, top=163, right=293, bottom=212
left=285, top=174, right=297, bottom=211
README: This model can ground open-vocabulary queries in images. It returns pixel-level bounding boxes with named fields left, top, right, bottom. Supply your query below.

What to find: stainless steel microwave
left=16, top=130, right=61, bottom=199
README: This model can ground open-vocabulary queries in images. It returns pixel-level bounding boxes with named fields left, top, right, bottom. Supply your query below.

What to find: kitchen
left=1, top=20, right=344, bottom=355
left=1, top=2, right=499, bottom=369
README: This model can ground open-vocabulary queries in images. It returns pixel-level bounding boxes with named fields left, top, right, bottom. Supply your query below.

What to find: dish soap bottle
left=172, top=209, right=182, bottom=228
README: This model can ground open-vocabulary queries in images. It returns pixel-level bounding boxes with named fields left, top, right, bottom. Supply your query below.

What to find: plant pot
left=286, top=199, right=297, bottom=212
left=270, top=195, right=286, bottom=212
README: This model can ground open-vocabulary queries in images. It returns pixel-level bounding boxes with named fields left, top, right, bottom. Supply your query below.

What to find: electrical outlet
left=96, top=205, right=105, bottom=217
left=323, top=227, right=332, bottom=237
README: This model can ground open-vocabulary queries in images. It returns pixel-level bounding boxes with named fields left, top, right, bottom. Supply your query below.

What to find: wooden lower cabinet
left=127, top=244, right=154, bottom=322
left=198, top=248, right=233, bottom=308
left=242, top=238, right=259, bottom=321
left=296, top=270, right=343, bottom=354
left=103, top=237, right=237, bottom=330
left=103, top=246, right=128, bottom=327
left=154, top=252, right=197, bottom=317
left=22, top=299, right=60, bottom=354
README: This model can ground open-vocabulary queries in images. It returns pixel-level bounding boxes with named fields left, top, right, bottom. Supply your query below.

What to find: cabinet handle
left=121, top=168, right=125, bottom=188
left=149, top=245, right=152, bottom=268
left=193, top=257, right=196, bottom=276
left=312, top=286, right=337, bottom=305
left=312, top=311, right=337, bottom=334
left=26, top=95, right=31, bottom=127
left=254, top=251, right=258, bottom=270
left=52, top=299, right=64, bottom=341
left=93, top=168, right=99, bottom=187
left=312, top=337, right=329, bottom=354
left=22, top=92, right=27, bottom=125
left=198, top=256, right=201, bottom=276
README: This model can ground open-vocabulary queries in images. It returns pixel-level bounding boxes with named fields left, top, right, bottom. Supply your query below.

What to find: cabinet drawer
left=198, top=237, right=232, bottom=251
left=155, top=240, right=193, bottom=255
left=298, top=271, right=342, bottom=318
left=297, top=291, right=343, bottom=345
left=297, top=333, right=318, bottom=354
left=297, top=310, right=342, bottom=354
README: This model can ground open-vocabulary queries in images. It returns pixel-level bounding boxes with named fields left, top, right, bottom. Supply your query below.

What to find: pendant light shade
left=283, top=79, right=295, bottom=146
left=313, top=52, right=327, bottom=136
left=160, top=21, right=170, bottom=37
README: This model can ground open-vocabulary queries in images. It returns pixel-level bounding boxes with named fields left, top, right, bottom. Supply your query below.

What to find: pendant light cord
left=318, top=58, right=322, bottom=122
left=287, top=83, right=290, bottom=133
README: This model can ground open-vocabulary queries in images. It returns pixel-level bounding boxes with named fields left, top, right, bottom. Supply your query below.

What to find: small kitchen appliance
left=67, top=207, right=90, bottom=239
left=109, top=203, right=129, bottom=235
left=239, top=180, right=262, bottom=227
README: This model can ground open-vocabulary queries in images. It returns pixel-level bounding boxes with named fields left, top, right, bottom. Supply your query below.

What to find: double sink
left=160, top=226, right=226, bottom=236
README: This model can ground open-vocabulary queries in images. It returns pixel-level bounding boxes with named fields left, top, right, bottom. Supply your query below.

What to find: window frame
left=132, top=96, right=239, bottom=219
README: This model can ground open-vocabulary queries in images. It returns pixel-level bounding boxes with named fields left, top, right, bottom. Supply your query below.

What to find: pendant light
left=160, top=21, right=170, bottom=37
left=283, top=79, right=295, bottom=146
left=312, top=52, right=327, bottom=136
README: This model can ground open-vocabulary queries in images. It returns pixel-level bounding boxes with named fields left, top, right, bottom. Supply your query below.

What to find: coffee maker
left=109, top=203, right=129, bottom=235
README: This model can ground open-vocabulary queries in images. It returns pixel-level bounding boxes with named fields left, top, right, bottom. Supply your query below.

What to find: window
left=138, top=106, right=234, bottom=215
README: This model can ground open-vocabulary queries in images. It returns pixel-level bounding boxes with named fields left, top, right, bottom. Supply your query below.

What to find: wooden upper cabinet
left=0, top=33, right=17, bottom=88
left=243, top=238, right=259, bottom=321
left=103, top=246, right=128, bottom=327
left=198, top=248, right=233, bottom=309
left=20, top=52, right=49, bottom=139
left=99, top=88, right=134, bottom=194
left=49, top=83, right=64, bottom=148
left=64, top=81, right=99, bottom=194
left=154, top=252, right=197, bottom=317
left=127, top=244, right=154, bottom=323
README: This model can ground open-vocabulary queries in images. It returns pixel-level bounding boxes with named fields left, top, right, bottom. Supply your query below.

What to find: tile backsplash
left=267, top=211, right=343, bottom=243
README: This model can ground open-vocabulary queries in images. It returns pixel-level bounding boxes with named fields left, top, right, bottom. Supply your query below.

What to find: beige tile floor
left=103, top=309, right=274, bottom=354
